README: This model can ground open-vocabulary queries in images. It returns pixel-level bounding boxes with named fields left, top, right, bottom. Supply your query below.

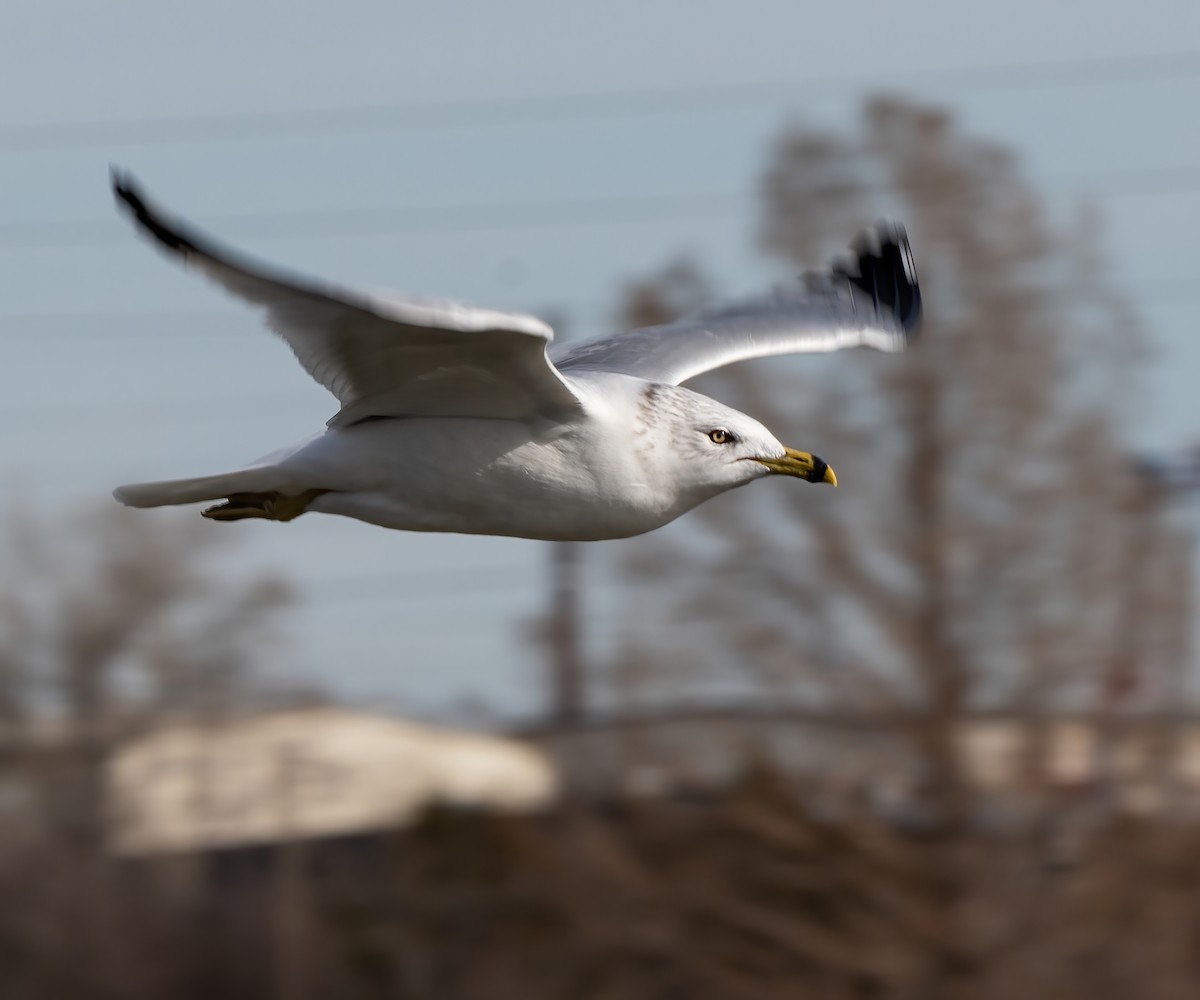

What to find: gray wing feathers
left=111, top=171, right=581, bottom=424
left=552, top=222, right=921, bottom=386
left=114, top=172, right=920, bottom=410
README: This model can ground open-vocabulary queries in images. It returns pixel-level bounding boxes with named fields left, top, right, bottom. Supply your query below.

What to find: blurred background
left=3, top=2, right=1200, bottom=997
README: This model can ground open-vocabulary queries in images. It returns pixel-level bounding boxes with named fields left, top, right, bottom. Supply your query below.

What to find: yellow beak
left=754, top=448, right=838, bottom=486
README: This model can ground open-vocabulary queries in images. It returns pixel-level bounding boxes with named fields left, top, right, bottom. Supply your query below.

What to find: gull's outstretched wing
left=112, top=172, right=583, bottom=426
left=551, top=223, right=921, bottom=385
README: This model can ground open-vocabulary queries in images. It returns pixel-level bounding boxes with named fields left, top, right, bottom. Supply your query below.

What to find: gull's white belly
left=277, top=416, right=692, bottom=541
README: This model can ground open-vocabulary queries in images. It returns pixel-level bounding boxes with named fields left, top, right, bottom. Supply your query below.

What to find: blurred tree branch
left=609, top=94, right=1155, bottom=755
left=600, top=95, right=1174, bottom=996
left=0, top=503, right=299, bottom=846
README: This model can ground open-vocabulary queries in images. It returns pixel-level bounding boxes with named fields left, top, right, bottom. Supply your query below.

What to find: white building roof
left=107, top=707, right=558, bottom=855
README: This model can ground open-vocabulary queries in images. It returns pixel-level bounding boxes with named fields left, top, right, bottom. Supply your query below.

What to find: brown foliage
left=5, top=777, right=1200, bottom=999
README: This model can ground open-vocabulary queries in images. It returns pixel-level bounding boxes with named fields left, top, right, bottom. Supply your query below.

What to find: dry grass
left=3, top=764, right=1200, bottom=999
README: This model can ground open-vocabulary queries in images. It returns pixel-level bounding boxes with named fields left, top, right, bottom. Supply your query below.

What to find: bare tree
left=0, top=502, right=308, bottom=998
left=613, top=256, right=715, bottom=331
left=596, top=97, right=1167, bottom=995
left=611, top=96, right=1148, bottom=752
left=0, top=502, right=298, bottom=846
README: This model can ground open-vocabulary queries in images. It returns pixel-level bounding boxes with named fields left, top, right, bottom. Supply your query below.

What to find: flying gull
left=111, top=172, right=921, bottom=542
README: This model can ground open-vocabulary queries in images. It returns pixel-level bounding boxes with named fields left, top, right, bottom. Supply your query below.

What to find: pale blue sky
left=2, top=1, right=1198, bottom=718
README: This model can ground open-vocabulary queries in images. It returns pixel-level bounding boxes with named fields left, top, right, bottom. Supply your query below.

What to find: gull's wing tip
left=836, top=220, right=923, bottom=341
left=110, top=165, right=141, bottom=210
left=108, top=169, right=196, bottom=255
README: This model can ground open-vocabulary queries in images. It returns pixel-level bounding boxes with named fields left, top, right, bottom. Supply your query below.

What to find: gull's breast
left=300, top=414, right=681, bottom=541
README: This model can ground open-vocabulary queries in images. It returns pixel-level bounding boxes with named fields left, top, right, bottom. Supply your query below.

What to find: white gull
left=111, top=172, right=921, bottom=542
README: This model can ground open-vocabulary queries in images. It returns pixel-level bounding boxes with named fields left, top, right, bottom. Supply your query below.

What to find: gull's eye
left=707, top=428, right=735, bottom=445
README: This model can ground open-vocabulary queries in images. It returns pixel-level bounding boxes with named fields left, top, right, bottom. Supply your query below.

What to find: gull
left=111, top=172, right=921, bottom=542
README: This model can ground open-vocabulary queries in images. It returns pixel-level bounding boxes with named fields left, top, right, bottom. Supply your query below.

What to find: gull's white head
left=630, top=382, right=837, bottom=505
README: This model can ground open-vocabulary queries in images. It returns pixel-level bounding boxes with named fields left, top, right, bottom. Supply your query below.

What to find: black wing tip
left=109, top=167, right=196, bottom=255
left=110, top=165, right=148, bottom=220
left=837, top=220, right=922, bottom=337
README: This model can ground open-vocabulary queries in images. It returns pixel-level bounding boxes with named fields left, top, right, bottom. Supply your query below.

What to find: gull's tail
left=113, top=466, right=286, bottom=509
left=115, top=468, right=328, bottom=523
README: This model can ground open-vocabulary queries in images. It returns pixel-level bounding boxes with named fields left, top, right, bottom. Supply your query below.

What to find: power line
left=1070, top=163, right=1200, bottom=198
left=2, top=307, right=243, bottom=338
left=3, top=392, right=327, bottom=435
left=290, top=564, right=629, bottom=605
left=2, top=50, right=1198, bottom=153
left=5, top=160, right=1200, bottom=253
left=0, top=191, right=746, bottom=249
left=2, top=273, right=1199, bottom=437
left=306, top=567, right=543, bottom=604
left=4, top=274, right=1200, bottom=343
left=0, top=301, right=613, bottom=340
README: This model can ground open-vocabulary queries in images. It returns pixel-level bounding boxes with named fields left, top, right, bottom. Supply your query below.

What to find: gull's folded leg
left=202, top=489, right=329, bottom=523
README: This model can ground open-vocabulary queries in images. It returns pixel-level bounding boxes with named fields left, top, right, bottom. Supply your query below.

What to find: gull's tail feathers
left=113, top=466, right=287, bottom=510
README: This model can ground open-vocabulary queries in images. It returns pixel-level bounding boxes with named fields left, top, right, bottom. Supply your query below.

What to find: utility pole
left=541, top=308, right=586, bottom=728
left=1093, top=446, right=1200, bottom=815
left=1126, top=446, right=1200, bottom=710
left=547, top=541, right=585, bottom=725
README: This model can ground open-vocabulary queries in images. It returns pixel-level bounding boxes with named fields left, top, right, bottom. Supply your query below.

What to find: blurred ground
left=7, top=753, right=1200, bottom=999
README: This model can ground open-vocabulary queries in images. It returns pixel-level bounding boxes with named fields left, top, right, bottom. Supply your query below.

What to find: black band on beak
left=809, top=456, right=829, bottom=484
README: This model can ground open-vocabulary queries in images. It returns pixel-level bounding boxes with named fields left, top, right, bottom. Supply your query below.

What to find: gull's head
left=635, top=383, right=837, bottom=500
